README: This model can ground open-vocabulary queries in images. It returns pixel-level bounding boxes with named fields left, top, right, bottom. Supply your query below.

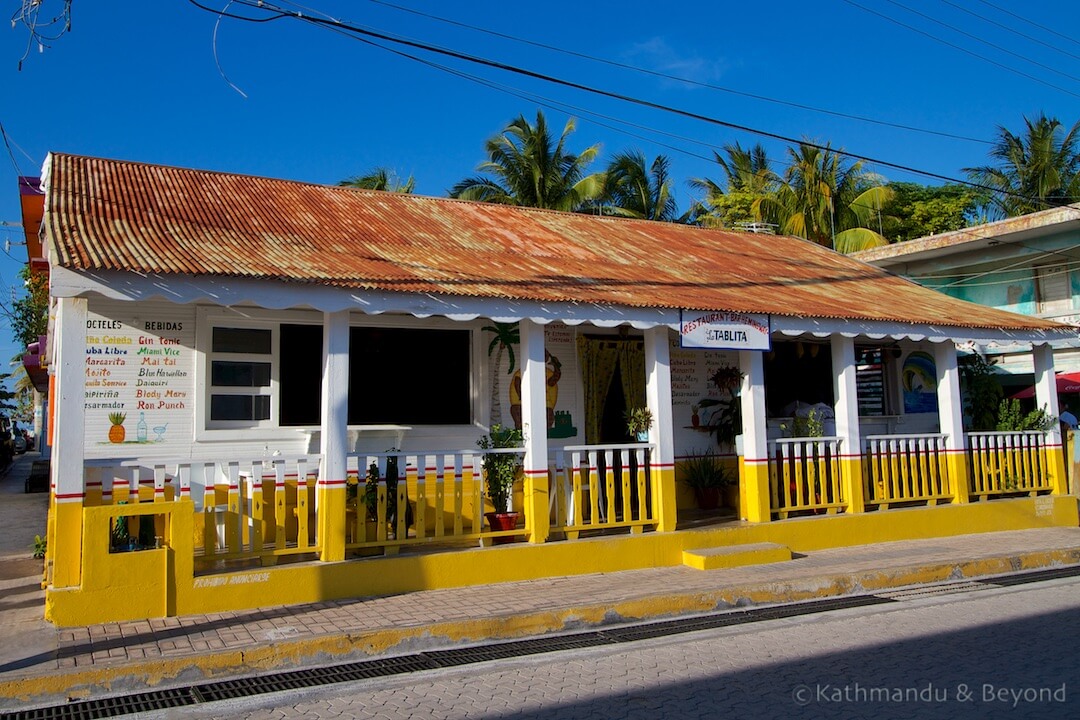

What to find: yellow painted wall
left=44, top=494, right=1079, bottom=627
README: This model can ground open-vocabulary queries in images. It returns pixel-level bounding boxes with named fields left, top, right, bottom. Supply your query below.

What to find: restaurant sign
left=680, top=310, right=771, bottom=351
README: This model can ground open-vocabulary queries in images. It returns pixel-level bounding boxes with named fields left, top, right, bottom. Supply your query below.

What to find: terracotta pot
left=694, top=487, right=721, bottom=510
left=485, top=511, right=520, bottom=545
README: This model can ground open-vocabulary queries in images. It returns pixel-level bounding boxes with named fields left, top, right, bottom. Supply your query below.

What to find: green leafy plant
left=959, top=353, right=1003, bottom=430
left=32, top=534, right=46, bottom=559
left=709, top=365, right=743, bottom=393
left=477, top=425, right=524, bottom=513
left=995, top=399, right=1055, bottom=432
left=364, top=454, right=411, bottom=529
left=677, top=451, right=733, bottom=490
left=624, top=407, right=653, bottom=436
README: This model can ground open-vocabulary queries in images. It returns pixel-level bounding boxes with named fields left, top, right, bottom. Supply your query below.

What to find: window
left=855, top=347, right=888, bottom=416
left=209, top=327, right=273, bottom=423
left=348, top=327, right=471, bottom=425
left=1035, top=264, right=1071, bottom=315
left=207, top=323, right=323, bottom=427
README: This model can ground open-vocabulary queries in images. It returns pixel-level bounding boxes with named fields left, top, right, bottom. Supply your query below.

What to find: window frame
left=195, top=307, right=483, bottom=441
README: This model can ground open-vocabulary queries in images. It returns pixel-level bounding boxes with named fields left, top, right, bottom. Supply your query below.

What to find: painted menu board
left=669, top=335, right=738, bottom=453
left=84, top=302, right=196, bottom=455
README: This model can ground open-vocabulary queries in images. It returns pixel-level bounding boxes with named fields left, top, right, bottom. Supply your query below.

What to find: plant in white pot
left=624, top=407, right=653, bottom=441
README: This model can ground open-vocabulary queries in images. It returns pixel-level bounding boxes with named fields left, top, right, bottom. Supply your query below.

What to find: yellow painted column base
left=653, top=464, right=678, bottom=532
left=318, top=484, right=346, bottom=562
left=740, top=457, right=771, bottom=523
left=947, top=451, right=971, bottom=504
left=525, top=469, right=550, bottom=544
left=840, top=456, right=865, bottom=514
left=1046, top=445, right=1068, bottom=495
left=50, top=500, right=84, bottom=588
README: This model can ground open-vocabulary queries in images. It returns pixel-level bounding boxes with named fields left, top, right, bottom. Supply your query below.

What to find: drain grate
left=422, top=633, right=616, bottom=667
left=4, top=578, right=1045, bottom=720
left=878, top=580, right=988, bottom=601
left=976, top=563, right=1080, bottom=587
left=2, top=688, right=193, bottom=720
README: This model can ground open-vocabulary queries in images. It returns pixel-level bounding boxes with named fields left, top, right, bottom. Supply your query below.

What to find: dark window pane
left=212, top=361, right=271, bottom=387
left=348, top=327, right=470, bottom=425
left=211, top=394, right=271, bottom=421
left=213, top=327, right=272, bottom=354
left=280, top=324, right=323, bottom=426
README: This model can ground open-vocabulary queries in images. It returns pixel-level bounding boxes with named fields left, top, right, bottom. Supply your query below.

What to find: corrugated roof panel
left=42, top=153, right=1072, bottom=333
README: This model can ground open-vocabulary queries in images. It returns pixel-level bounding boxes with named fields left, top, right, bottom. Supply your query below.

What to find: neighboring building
left=852, top=204, right=1080, bottom=385
left=24, top=154, right=1079, bottom=626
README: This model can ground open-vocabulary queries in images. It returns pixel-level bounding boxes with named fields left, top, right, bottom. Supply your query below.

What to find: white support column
left=1033, top=343, right=1067, bottom=494
left=519, top=319, right=549, bottom=543
left=934, top=342, right=969, bottom=503
left=318, top=310, right=350, bottom=561
left=739, top=349, right=770, bottom=522
left=832, top=336, right=864, bottom=513
left=645, top=326, right=676, bottom=532
left=51, top=297, right=87, bottom=587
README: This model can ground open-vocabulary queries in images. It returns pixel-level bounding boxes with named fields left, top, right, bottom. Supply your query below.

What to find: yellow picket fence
left=549, top=443, right=654, bottom=539
left=769, top=437, right=846, bottom=518
left=863, top=434, right=952, bottom=508
left=967, top=431, right=1053, bottom=499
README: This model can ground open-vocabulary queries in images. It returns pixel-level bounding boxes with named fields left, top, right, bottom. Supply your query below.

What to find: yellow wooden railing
left=769, top=437, right=846, bottom=518
left=967, top=431, right=1053, bottom=499
left=343, top=449, right=526, bottom=553
left=549, top=443, right=654, bottom=539
left=86, top=456, right=322, bottom=568
left=863, top=434, right=952, bottom=508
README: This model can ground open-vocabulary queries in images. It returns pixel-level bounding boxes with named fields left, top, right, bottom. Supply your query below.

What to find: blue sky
left=1, top=0, right=1079, bottom=371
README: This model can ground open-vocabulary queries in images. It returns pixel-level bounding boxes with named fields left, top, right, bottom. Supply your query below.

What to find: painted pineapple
left=108, top=412, right=126, bottom=443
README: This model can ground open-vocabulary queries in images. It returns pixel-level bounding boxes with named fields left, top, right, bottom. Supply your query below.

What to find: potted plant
left=478, top=424, right=524, bottom=543
left=678, top=450, right=733, bottom=510
left=624, top=406, right=653, bottom=441
left=710, top=365, right=743, bottom=394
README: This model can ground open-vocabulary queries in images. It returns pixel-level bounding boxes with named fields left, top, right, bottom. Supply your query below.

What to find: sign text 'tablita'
left=679, top=310, right=771, bottom=351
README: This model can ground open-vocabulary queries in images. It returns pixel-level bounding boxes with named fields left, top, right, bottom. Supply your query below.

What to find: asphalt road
left=138, top=574, right=1080, bottom=720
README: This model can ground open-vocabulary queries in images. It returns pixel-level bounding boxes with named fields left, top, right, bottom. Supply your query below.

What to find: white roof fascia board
left=50, top=266, right=1076, bottom=346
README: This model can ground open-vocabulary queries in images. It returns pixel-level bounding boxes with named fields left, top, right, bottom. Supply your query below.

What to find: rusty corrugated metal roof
left=42, top=153, right=1068, bottom=332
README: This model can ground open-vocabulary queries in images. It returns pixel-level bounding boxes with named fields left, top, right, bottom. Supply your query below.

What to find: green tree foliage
left=597, top=150, right=678, bottom=221
left=5, top=265, right=48, bottom=350
left=964, top=114, right=1080, bottom=218
left=880, top=182, right=987, bottom=242
left=339, top=167, right=415, bottom=193
left=688, top=142, right=777, bottom=229
left=995, top=399, right=1055, bottom=432
left=958, top=353, right=1003, bottom=431
left=756, top=142, right=894, bottom=253
left=450, top=111, right=604, bottom=211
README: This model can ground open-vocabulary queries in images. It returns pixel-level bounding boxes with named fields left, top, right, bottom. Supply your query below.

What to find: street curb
left=4, top=546, right=1080, bottom=707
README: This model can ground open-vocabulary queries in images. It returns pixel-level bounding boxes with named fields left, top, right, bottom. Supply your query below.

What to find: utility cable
left=188, top=0, right=1064, bottom=209
left=974, top=0, right=1080, bottom=51
left=938, top=0, right=1080, bottom=63
left=357, top=0, right=992, bottom=146
left=839, top=0, right=1080, bottom=99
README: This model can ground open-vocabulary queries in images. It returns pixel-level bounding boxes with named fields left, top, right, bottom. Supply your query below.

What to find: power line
left=839, top=0, right=1080, bottom=99
left=358, top=0, right=992, bottom=146
left=881, top=0, right=1080, bottom=84
left=187, top=0, right=1062, bottom=209
left=974, top=0, right=1080, bottom=51
left=938, top=0, right=1080, bottom=64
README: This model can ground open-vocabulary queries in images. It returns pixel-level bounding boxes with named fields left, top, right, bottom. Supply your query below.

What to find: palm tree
left=340, top=168, right=415, bottom=193
left=598, top=151, right=678, bottom=221
left=756, top=142, right=893, bottom=253
left=964, top=114, right=1080, bottom=217
left=688, top=143, right=778, bottom=228
left=483, top=322, right=519, bottom=426
left=450, top=111, right=604, bottom=211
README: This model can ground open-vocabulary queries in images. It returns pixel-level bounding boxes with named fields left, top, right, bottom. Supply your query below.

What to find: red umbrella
left=1010, top=370, right=1080, bottom=399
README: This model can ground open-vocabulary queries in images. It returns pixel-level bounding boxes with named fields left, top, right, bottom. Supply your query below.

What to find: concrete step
left=682, top=542, right=792, bottom=570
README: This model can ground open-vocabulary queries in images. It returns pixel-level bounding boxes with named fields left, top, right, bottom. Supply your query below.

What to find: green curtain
left=577, top=337, right=620, bottom=445
left=619, top=341, right=646, bottom=414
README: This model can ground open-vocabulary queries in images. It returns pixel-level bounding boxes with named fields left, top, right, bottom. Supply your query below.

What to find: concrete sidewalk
left=2, top=452, right=1080, bottom=710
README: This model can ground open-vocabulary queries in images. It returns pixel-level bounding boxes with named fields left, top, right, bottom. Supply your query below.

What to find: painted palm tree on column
left=483, top=322, right=519, bottom=426
left=964, top=114, right=1080, bottom=217
left=450, top=111, right=604, bottom=211
left=755, top=142, right=893, bottom=253
left=339, top=168, right=416, bottom=193
left=599, top=151, right=678, bottom=221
